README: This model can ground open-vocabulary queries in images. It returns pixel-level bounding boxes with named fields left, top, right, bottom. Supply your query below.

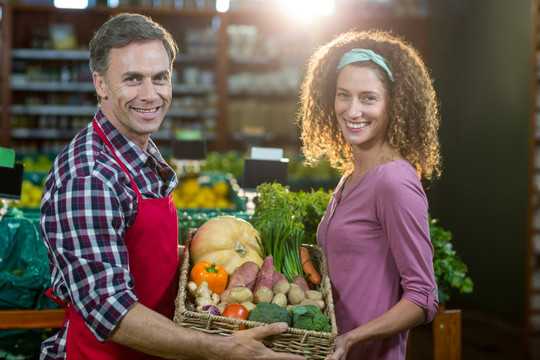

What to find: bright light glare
left=54, top=0, right=88, bottom=9
left=216, top=0, right=230, bottom=13
left=278, top=0, right=335, bottom=23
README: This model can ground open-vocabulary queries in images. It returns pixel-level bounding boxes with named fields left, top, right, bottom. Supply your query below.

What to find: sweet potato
left=292, top=274, right=309, bottom=291
left=272, top=271, right=287, bottom=288
left=253, top=255, right=274, bottom=293
left=220, top=261, right=260, bottom=303
left=227, top=261, right=260, bottom=290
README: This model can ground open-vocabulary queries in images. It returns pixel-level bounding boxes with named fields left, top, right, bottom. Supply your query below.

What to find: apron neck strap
left=93, top=119, right=142, bottom=199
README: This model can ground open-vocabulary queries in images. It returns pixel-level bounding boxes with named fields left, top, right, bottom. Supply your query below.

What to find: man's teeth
left=346, top=121, right=369, bottom=129
left=135, top=108, right=157, bottom=113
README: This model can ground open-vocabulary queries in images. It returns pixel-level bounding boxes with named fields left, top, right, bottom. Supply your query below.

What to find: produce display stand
left=406, top=306, right=462, bottom=360
left=432, top=308, right=462, bottom=360
left=0, top=148, right=65, bottom=331
left=0, top=309, right=64, bottom=330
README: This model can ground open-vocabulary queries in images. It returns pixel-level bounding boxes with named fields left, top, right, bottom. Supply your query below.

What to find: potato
left=273, top=280, right=290, bottom=295
left=271, top=293, right=288, bottom=308
left=288, top=285, right=306, bottom=305
left=272, top=271, right=287, bottom=288
left=241, top=301, right=256, bottom=312
left=305, top=290, right=323, bottom=301
left=253, top=287, right=273, bottom=304
left=300, top=298, right=325, bottom=311
left=217, top=302, right=228, bottom=314
left=226, top=287, right=253, bottom=304
left=292, top=275, right=309, bottom=291
left=315, top=300, right=326, bottom=311
left=220, top=261, right=260, bottom=303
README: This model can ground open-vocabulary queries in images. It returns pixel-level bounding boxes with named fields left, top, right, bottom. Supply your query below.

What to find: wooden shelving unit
left=0, top=2, right=429, bottom=154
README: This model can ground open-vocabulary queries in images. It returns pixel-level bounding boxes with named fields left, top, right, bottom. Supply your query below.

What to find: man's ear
left=93, top=72, right=108, bottom=100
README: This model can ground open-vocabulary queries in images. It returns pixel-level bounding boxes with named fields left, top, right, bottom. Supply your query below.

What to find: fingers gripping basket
left=174, top=228, right=338, bottom=359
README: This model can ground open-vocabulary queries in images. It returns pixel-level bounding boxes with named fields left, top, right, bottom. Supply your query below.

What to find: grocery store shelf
left=173, top=83, right=215, bottom=94
left=167, top=108, right=217, bottom=117
left=228, top=89, right=299, bottom=97
left=11, top=81, right=95, bottom=92
left=11, top=105, right=97, bottom=116
left=12, top=48, right=89, bottom=60
left=152, top=130, right=217, bottom=141
left=176, top=54, right=216, bottom=63
left=11, top=81, right=214, bottom=94
left=11, top=128, right=80, bottom=139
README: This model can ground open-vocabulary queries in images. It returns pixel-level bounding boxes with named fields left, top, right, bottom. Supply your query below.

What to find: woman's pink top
left=318, top=160, right=438, bottom=360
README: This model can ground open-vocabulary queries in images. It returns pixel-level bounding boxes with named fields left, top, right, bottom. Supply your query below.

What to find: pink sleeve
left=375, top=165, right=439, bottom=323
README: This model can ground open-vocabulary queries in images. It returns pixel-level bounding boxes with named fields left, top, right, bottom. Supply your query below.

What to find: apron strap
left=92, top=119, right=142, bottom=199
left=45, top=287, right=68, bottom=309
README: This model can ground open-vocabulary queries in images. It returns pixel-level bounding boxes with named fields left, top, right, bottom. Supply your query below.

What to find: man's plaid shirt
left=40, top=110, right=177, bottom=359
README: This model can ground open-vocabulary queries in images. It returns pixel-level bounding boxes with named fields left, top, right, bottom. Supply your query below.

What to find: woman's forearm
left=342, top=299, right=426, bottom=347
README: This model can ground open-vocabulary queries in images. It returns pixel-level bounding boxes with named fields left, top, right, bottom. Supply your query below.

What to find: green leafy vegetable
left=288, top=189, right=332, bottom=245
left=248, top=301, right=292, bottom=325
left=430, top=216, right=474, bottom=303
left=250, top=183, right=304, bottom=282
left=290, top=305, right=332, bottom=332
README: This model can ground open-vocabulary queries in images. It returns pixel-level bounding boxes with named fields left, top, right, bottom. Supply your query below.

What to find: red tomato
left=222, top=303, right=249, bottom=330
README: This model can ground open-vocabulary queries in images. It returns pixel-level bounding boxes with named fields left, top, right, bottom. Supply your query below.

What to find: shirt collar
left=94, top=109, right=152, bottom=172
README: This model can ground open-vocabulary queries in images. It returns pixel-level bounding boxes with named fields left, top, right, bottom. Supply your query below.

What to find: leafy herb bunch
left=249, top=183, right=331, bottom=282
left=430, top=216, right=474, bottom=303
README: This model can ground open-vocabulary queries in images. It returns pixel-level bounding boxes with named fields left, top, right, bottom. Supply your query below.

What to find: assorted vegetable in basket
left=183, top=215, right=331, bottom=332
left=174, top=196, right=337, bottom=359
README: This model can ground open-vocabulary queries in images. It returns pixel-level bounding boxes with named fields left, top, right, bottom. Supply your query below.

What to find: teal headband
left=337, top=48, right=394, bottom=82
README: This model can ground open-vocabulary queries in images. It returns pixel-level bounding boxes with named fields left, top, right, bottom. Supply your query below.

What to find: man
left=40, top=13, right=304, bottom=360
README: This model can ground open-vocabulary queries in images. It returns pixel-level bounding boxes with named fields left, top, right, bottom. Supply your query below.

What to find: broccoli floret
left=248, top=302, right=291, bottom=325
left=291, top=305, right=332, bottom=332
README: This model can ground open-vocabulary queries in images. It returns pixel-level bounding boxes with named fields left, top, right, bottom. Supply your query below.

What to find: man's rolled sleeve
left=88, top=291, right=138, bottom=342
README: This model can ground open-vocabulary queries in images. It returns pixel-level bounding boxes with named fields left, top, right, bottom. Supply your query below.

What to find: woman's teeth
left=346, top=120, right=369, bottom=129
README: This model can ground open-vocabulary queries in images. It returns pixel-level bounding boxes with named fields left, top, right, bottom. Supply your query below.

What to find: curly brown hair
left=297, top=29, right=441, bottom=181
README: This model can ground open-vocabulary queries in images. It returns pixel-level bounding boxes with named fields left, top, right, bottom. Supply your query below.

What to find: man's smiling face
left=94, top=40, right=172, bottom=150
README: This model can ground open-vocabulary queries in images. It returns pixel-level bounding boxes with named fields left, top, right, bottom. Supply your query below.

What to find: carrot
left=300, top=247, right=321, bottom=285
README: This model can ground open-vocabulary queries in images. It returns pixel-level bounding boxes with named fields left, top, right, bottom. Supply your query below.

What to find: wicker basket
left=174, top=228, right=337, bottom=359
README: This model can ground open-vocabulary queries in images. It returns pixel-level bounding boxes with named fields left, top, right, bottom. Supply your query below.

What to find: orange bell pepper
left=190, top=261, right=228, bottom=295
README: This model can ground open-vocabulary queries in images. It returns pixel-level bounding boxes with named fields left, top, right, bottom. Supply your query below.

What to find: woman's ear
left=93, top=72, right=108, bottom=100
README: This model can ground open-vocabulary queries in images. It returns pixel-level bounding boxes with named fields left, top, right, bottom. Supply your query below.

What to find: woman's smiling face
left=334, top=64, right=390, bottom=151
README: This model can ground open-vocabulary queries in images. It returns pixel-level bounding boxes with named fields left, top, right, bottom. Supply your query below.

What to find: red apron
left=47, top=120, right=179, bottom=359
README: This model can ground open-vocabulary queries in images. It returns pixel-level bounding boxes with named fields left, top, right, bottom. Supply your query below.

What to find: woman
left=298, top=30, right=441, bottom=360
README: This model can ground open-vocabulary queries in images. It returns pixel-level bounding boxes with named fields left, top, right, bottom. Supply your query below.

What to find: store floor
left=408, top=309, right=540, bottom=359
